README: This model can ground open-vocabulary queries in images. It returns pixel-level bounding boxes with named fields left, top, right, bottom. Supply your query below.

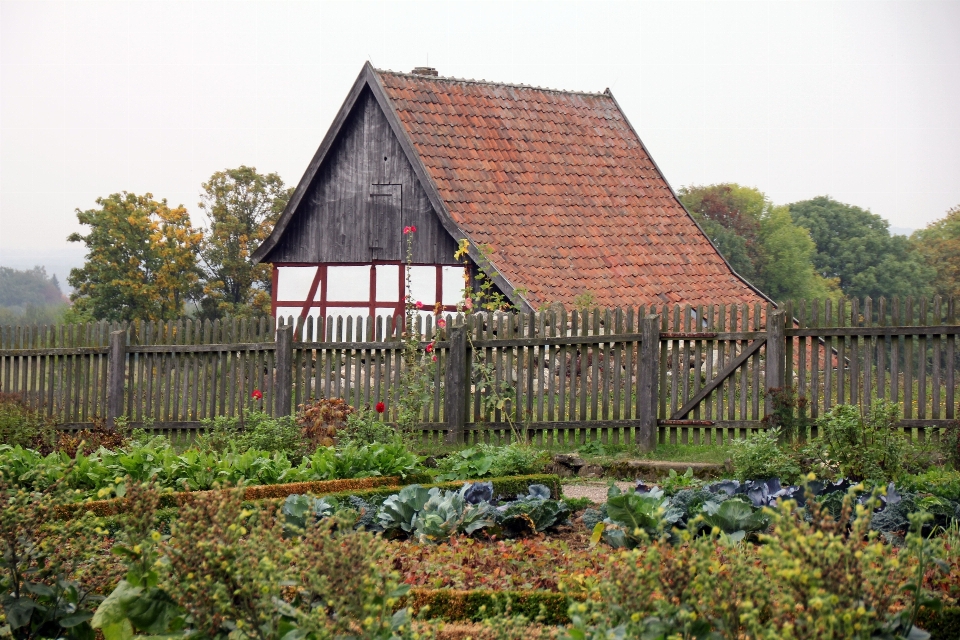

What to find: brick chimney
left=411, top=66, right=438, bottom=77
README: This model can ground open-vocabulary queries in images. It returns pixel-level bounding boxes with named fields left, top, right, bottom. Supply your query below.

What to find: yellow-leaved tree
left=911, top=204, right=960, bottom=300
left=67, top=192, right=202, bottom=321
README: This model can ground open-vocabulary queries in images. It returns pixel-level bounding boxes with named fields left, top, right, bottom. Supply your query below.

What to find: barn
left=252, top=63, right=767, bottom=324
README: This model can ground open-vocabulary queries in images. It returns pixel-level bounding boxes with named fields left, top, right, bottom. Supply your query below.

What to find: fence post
left=275, top=324, right=294, bottom=417
left=444, top=323, right=468, bottom=445
left=637, top=314, right=660, bottom=451
left=106, top=329, right=126, bottom=429
left=765, top=310, right=786, bottom=418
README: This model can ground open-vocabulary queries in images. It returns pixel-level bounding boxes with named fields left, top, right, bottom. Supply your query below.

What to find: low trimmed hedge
left=54, top=474, right=422, bottom=519
left=59, top=473, right=563, bottom=521
left=918, top=606, right=960, bottom=640
left=403, top=588, right=575, bottom=625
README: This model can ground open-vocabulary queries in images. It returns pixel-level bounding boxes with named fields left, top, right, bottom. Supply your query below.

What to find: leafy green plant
left=436, top=447, right=493, bottom=482
left=0, top=438, right=421, bottom=501
left=563, top=496, right=595, bottom=511
left=412, top=488, right=497, bottom=543
left=290, top=442, right=419, bottom=482
left=499, top=497, right=570, bottom=537
left=378, top=484, right=433, bottom=537
left=731, top=427, right=801, bottom=483
left=281, top=494, right=339, bottom=534
left=436, top=444, right=547, bottom=482
left=596, top=485, right=680, bottom=548
left=899, top=469, right=960, bottom=502
left=660, top=467, right=703, bottom=496
left=816, top=401, right=905, bottom=483
left=694, top=498, right=770, bottom=543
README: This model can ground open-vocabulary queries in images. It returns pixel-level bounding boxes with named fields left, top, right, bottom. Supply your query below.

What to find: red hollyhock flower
left=415, top=301, right=424, bottom=309
left=375, top=401, right=385, bottom=413
left=432, top=355, right=437, bottom=362
left=425, top=342, right=434, bottom=353
left=437, top=318, right=447, bottom=328
left=251, top=389, right=263, bottom=400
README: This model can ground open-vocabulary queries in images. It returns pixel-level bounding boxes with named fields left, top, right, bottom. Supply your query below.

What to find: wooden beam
left=669, top=337, right=766, bottom=421
left=765, top=310, right=786, bottom=417
left=637, top=314, right=660, bottom=451
left=106, top=330, right=126, bottom=429
left=443, top=324, right=467, bottom=444
left=274, top=325, right=293, bottom=416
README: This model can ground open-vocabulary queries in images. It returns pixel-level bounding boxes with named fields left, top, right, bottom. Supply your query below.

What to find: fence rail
left=1, top=296, right=957, bottom=449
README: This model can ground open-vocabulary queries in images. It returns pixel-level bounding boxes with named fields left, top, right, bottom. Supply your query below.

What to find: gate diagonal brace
left=669, top=337, right=766, bottom=421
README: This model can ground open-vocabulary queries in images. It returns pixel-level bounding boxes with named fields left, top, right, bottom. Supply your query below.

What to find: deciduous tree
left=196, top=166, right=292, bottom=318
left=911, top=204, right=960, bottom=299
left=67, top=192, right=202, bottom=321
left=679, top=184, right=839, bottom=302
left=789, top=196, right=934, bottom=301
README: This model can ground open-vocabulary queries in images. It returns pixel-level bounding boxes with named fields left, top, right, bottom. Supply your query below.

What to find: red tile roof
left=375, top=69, right=766, bottom=310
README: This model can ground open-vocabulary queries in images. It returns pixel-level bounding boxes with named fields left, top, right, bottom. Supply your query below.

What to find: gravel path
left=562, top=481, right=633, bottom=504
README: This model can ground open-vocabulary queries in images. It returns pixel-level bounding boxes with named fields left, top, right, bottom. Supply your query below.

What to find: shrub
left=568, top=485, right=935, bottom=640
left=731, top=428, right=801, bottom=483
left=816, top=401, right=905, bottom=482
left=0, top=471, right=105, bottom=639
left=297, top=397, right=355, bottom=449
left=197, top=409, right=304, bottom=459
left=340, top=407, right=401, bottom=446
left=0, top=392, right=56, bottom=451
left=93, top=484, right=420, bottom=639
left=941, top=420, right=960, bottom=470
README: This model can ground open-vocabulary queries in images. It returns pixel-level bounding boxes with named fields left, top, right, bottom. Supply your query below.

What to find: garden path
left=561, top=480, right=633, bottom=504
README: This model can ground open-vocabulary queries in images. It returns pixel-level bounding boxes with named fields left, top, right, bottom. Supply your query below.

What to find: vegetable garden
left=2, top=388, right=960, bottom=639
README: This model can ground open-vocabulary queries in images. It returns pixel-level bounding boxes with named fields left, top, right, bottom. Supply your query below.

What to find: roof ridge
left=374, top=67, right=609, bottom=98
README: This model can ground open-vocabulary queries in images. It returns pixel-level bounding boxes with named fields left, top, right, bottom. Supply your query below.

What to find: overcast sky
left=2, top=0, right=959, bottom=285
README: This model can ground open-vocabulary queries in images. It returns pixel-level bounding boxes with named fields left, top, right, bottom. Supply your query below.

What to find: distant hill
left=0, top=266, right=69, bottom=324
left=0, top=266, right=66, bottom=307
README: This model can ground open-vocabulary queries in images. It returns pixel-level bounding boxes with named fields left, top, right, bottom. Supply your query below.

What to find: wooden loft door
left=368, top=183, right=401, bottom=259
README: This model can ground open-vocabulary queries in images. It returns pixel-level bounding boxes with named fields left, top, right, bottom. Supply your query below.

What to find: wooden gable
left=261, top=86, right=459, bottom=266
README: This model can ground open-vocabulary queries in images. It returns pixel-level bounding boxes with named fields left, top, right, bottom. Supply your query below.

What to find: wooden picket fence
left=0, top=296, right=957, bottom=448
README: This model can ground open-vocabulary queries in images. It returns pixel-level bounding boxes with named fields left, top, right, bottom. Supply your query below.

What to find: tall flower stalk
left=391, top=226, right=437, bottom=440
left=454, top=239, right=524, bottom=442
